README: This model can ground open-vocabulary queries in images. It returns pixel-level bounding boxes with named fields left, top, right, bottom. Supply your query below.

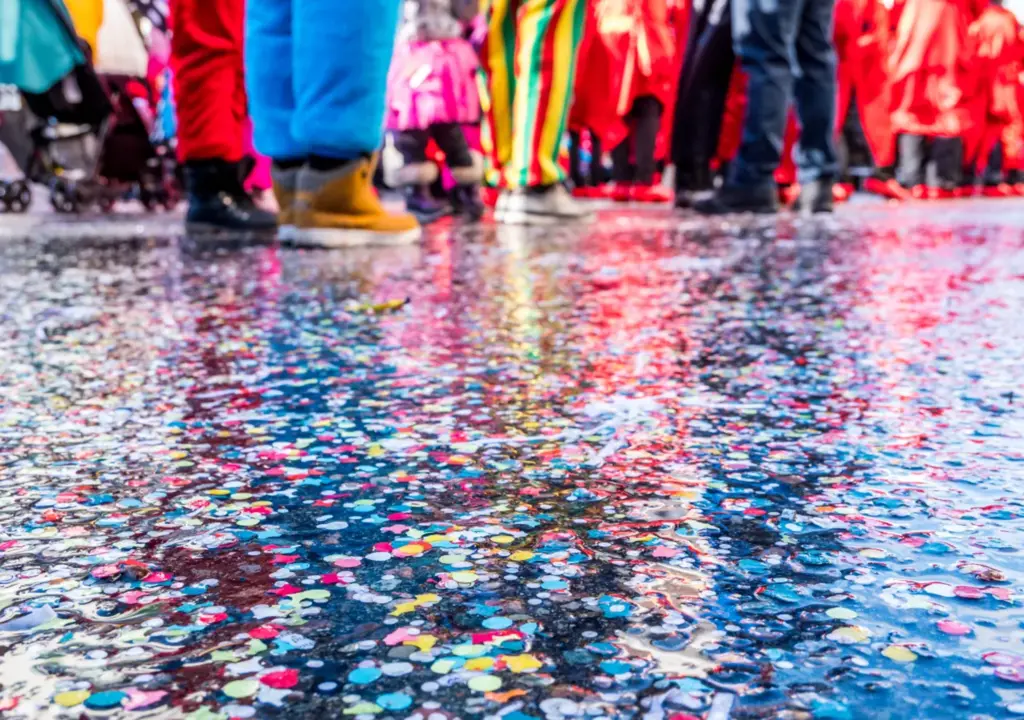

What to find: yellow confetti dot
left=826, top=607, right=858, bottom=620
left=882, top=646, right=918, bottom=663
left=208, top=489, right=230, bottom=496
left=510, top=551, right=534, bottom=562
left=404, top=635, right=437, bottom=652
left=367, top=444, right=385, bottom=458
left=393, top=543, right=430, bottom=558
left=503, top=654, right=543, bottom=673
left=431, top=659, right=456, bottom=674
left=343, top=702, right=383, bottom=715
left=54, top=691, right=90, bottom=707
left=828, top=625, right=871, bottom=644
left=860, top=548, right=887, bottom=559
left=492, top=535, right=515, bottom=545
left=465, top=657, right=495, bottom=671
left=169, top=451, right=188, bottom=460
left=451, top=571, right=478, bottom=584
left=468, top=675, right=502, bottom=692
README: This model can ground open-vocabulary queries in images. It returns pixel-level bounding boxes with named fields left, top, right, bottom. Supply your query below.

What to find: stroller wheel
left=7, top=181, right=32, bottom=214
left=50, top=179, right=79, bottom=214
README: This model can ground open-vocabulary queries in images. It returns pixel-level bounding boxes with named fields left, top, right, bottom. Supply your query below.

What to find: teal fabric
left=0, top=0, right=84, bottom=94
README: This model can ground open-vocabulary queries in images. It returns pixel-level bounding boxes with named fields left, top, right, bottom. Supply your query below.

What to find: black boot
left=403, top=185, right=448, bottom=224
left=694, top=182, right=778, bottom=215
left=450, top=184, right=484, bottom=221
left=183, top=159, right=277, bottom=232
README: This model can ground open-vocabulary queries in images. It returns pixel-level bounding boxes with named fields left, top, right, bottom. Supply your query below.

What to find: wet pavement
left=0, top=203, right=1022, bottom=720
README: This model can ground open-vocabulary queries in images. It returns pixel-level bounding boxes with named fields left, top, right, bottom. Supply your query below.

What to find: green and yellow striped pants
left=480, top=0, right=588, bottom=189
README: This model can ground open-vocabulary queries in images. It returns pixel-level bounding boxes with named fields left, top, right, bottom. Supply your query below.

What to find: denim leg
left=245, top=0, right=301, bottom=160
left=729, top=0, right=802, bottom=188
left=793, top=0, right=837, bottom=181
left=292, top=0, right=403, bottom=159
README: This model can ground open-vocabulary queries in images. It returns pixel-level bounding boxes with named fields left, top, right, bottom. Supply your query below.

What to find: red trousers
left=170, top=0, right=246, bottom=162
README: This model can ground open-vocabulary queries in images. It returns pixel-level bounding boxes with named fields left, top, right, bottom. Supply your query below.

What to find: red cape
left=835, top=0, right=896, bottom=166
left=890, top=0, right=978, bottom=137
left=570, top=0, right=684, bottom=160
left=961, top=5, right=1023, bottom=167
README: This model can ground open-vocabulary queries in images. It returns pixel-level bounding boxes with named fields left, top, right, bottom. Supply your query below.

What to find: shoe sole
left=288, top=226, right=422, bottom=248
left=278, top=224, right=297, bottom=242
left=500, top=210, right=595, bottom=226
left=185, top=222, right=278, bottom=237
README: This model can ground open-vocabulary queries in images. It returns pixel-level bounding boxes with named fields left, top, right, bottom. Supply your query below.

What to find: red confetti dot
left=260, top=669, right=299, bottom=689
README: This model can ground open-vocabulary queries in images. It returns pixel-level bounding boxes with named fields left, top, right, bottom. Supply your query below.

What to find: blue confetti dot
left=482, top=617, right=513, bottom=629
left=377, top=692, right=412, bottom=710
left=348, top=667, right=382, bottom=685
left=84, top=691, right=126, bottom=710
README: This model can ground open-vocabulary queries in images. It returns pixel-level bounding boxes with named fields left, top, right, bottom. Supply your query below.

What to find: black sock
left=273, top=157, right=305, bottom=170
left=309, top=154, right=360, bottom=172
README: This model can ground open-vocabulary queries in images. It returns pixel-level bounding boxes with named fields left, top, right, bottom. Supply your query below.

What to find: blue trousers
left=729, top=0, right=838, bottom=187
left=245, top=0, right=402, bottom=161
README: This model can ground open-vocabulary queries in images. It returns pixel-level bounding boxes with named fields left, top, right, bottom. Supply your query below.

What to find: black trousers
left=611, top=96, right=664, bottom=184
left=671, top=0, right=734, bottom=192
left=897, top=134, right=961, bottom=188
left=393, top=123, right=473, bottom=169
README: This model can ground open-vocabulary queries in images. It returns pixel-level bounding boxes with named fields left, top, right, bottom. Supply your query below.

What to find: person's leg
left=633, top=96, right=663, bottom=186
left=171, top=0, right=245, bottom=164
left=671, top=0, right=717, bottom=190
left=507, top=0, right=588, bottom=188
left=432, top=123, right=485, bottom=220
left=392, top=128, right=445, bottom=222
left=611, top=139, right=632, bottom=184
left=688, top=1, right=735, bottom=192
left=481, top=0, right=521, bottom=183
left=896, top=134, right=925, bottom=188
left=569, top=130, right=584, bottom=187
left=173, top=0, right=275, bottom=230
left=500, top=0, right=592, bottom=223
left=792, top=0, right=838, bottom=188
left=696, top=0, right=799, bottom=213
left=931, top=136, right=962, bottom=190
left=589, top=134, right=605, bottom=185
left=285, top=0, right=419, bottom=244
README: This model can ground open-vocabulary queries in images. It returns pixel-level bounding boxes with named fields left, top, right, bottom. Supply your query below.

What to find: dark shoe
left=693, top=183, right=778, bottom=216
left=403, top=186, right=449, bottom=224
left=798, top=178, right=834, bottom=214
left=450, top=184, right=485, bottom=221
left=184, top=159, right=277, bottom=232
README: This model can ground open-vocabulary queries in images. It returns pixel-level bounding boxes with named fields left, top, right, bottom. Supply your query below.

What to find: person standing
left=245, top=0, right=420, bottom=245
left=694, top=0, right=839, bottom=214
left=170, top=0, right=276, bottom=231
left=481, top=0, right=592, bottom=224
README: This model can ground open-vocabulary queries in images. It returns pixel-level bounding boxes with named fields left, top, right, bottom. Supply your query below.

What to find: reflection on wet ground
left=0, top=205, right=1022, bottom=720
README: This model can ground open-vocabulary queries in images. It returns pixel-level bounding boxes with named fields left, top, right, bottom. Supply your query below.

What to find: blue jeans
left=245, top=0, right=402, bottom=161
left=729, top=0, right=838, bottom=187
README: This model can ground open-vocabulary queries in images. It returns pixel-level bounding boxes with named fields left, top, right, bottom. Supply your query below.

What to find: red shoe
left=1014, top=183, right=1024, bottom=196
left=779, top=183, right=800, bottom=207
left=953, top=186, right=975, bottom=199
left=863, top=177, right=910, bottom=201
left=832, top=183, right=853, bottom=203
left=630, top=184, right=674, bottom=203
left=611, top=183, right=633, bottom=202
left=982, top=183, right=1014, bottom=197
left=926, top=186, right=953, bottom=200
left=572, top=186, right=600, bottom=199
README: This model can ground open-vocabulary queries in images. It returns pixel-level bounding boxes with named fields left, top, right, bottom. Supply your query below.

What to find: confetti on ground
left=0, top=206, right=1021, bottom=719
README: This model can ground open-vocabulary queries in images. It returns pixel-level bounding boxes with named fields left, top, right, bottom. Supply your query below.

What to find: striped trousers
left=481, top=0, right=587, bottom=189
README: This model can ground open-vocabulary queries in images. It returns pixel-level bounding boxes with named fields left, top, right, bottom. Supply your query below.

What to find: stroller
left=0, top=0, right=179, bottom=214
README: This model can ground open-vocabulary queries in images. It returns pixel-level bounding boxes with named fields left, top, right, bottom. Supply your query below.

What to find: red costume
left=834, top=0, right=896, bottom=167
left=571, top=0, right=681, bottom=162
left=961, top=3, right=1023, bottom=172
left=889, top=0, right=977, bottom=138
left=170, top=0, right=247, bottom=163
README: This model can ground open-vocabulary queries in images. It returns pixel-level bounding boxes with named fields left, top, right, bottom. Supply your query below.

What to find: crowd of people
left=7, top=0, right=1024, bottom=244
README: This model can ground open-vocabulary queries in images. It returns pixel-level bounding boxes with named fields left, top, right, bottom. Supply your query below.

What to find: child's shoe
left=292, top=156, right=421, bottom=247
left=272, top=163, right=299, bottom=240
left=451, top=184, right=485, bottom=221
left=404, top=185, right=449, bottom=224
left=183, top=159, right=278, bottom=233
left=500, top=184, right=594, bottom=225
left=630, top=184, right=673, bottom=203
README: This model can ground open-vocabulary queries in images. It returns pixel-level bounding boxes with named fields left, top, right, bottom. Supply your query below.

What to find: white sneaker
left=494, top=191, right=509, bottom=223
left=500, top=185, right=594, bottom=225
